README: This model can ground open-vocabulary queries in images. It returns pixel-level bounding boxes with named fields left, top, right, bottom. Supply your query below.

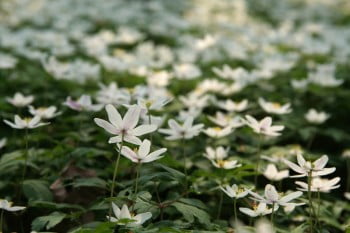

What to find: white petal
left=279, top=191, right=303, bottom=205
left=133, top=124, right=157, bottom=136
left=94, top=118, right=119, bottom=134
left=138, top=140, right=151, bottom=158
left=123, top=105, right=141, bottom=130
left=106, top=104, right=123, bottom=128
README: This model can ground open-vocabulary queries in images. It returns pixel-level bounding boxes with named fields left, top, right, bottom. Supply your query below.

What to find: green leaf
left=171, top=201, right=210, bottom=225
left=72, top=177, right=107, bottom=189
left=31, top=212, right=66, bottom=231
left=23, top=179, right=53, bottom=201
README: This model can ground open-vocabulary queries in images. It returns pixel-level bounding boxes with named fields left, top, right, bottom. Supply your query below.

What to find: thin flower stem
left=217, top=191, right=223, bottom=219
left=0, top=210, right=3, bottom=233
left=308, top=171, right=315, bottom=233
left=147, top=107, right=153, bottom=144
left=254, top=134, right=262, bottom=188
left=181, top=136, right=188, bottom=196
left=271, top=202, right=275, bottom=223
left=317, top=190, right=321, bottom=230
left=108, top=136, right=124, bottom=221
left=233, top=198, right=238, bottom=223
left=19, top=128, right=29, bottom=201
left=347, top=160, right=350, bottom=192
left=132, top=162, right=141, bottom=211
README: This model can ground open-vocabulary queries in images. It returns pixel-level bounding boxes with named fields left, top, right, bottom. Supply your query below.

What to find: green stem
left=308, top=171, right=315, bottom=233
left=132, top=162, right=141, bottom=211
left=271, top=202, right=275, bottom=223
left=108, top=137, right=124, bottom=221
left=19, top=128, right=29, bottom=201
left=317, top=190, right=321, bottom=230
left=182, top=137, right=188, bottom=196
left=217, top=191, right=223, bottom=219
left=234, top=198, right=238, bottom=223
left=147, top=107, right=153, bottom=144
left=254, top=134, right=262, bottom=188
left=0, top=210, right=3, bottom=233
left=347, top=160, right=350, bottom=192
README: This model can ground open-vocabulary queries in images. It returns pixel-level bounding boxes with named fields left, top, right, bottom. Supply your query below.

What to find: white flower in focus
left=0, top=138, right=7, bottom=150
left=120, top=139, right=166, bottom=163
left=29, top=106, right=61, bottom=119
left=6, top=92, right=34, bottom=107
left=218, top=99, right=248, bottom=112
left=305, top=109, right=329, bottom=124
left=64, top=95, right=103, bottom=112
left=94, top=104, right=157, bottom=145
left=159, top=117, right=203, bottom=140
left=107, top=203, right=152, bottom=226
left=220, top=184, right=250, bottom=199
left=283, top=154, right=335, bottom=178
left=258, top=98, right=292, bottom=115
left=244, top=115, right=284, bottom=136
left=0, top=199, right=26, bottom=212
left=295, top=177, right=341, bottom=193
left=3, top=115, right=49, bottom=129
left=239, top=203, right=278, bottom=217
left=203, top=126, right=233, bottom=138
left=249, top=184, right=303, bottom=207
left=263, top=164, right=289, bottom=181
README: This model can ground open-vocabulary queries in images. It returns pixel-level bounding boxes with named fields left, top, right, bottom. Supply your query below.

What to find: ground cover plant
left=1, top=0, right=350, bottom=232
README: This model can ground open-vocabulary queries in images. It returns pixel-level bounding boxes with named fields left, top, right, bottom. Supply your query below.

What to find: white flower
left=136, top=97, right=172, bottom=112
left=342, top=149, right=350, bottom=159
left=120, top=139, right=166, bottom=163
left=204, top=147, right=241, bottom=169
left=107, top=203, right=152, bottom=226
left=217, top=99, right=248, bottom=112
left=263, top=164, right=289, bottom=181
left=249, top=184, right=303, bottom=207
left=345, top=192, right=350, bottom=200
left=208, top=112, right=244, bottom=128
left=159, top=117, right=203, bottom=140
left=29, top=106, right=61, bottom=119
left=283, top=154, right=335, bottom=178
left=0, top=138, right=7, bottom=150
left=64, top=95, right=103, bottom=112
left=94, top=104, right=157, bottom=145
left=179, top=93, right=210, bottom=109
left=173, top=63, right=201, bottom=79
left=305, top=109, right=329, bottom=124
left=96, top=82, right=130, bottom=105
left=0, top=199, right=25, bottom=212
left=295, top=177, right=341, bottom=193
left=6, top=92, right=34, bottom=107
left=291, top=79, right=309, bottom=90
left=3, top=115, right=49, bottom=129
left=203, top=126, right=233, bottom=138
left=239, top=202, right=278, bottom=217
left=195, top=34, right=217, bottom=51
left=255, top=218, right=276, bottom=233
left=220, top=184, right=250, bottom=199
left=243, top=115, right=284, bottom=136
left=258, top=98, right=292, bottom=115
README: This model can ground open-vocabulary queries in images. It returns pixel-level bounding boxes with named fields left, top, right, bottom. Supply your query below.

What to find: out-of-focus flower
left=255, top=218, right=276, bottom=233
left=107, top=203, right=151, bottom=226
left=208, top=112, right=244, bottom=128
left=295, top=177, right=341, bottom=192
left=4, top=115, right=49, bottom=129
left=120, top=139, right=166, bottom=163
left=173, top=63, right=201, bottom=79
left=243, top=115, right=284, bottom=136
left=94, top=104, right=157, bottom=145
left=29, top=106, right=61, bottom=119
left=159, top=117, right=203, bottom=140
left=0, top=199, right=25, bottom=212
left=342, top=149, right=350, bottom=159
left=96, top=82, right=130, bottom=105
left=203, top=126, right=233, bottom=138
left=204, top=146, right=241, bottom=169
left=263, top=164, right=289, bottom=181
left=218, top=99, right=248, bottom=112
left=0, top=138, right=7, bottom=150
left=64, top=95, right=103, bottom=112
left=6, top=92, right=34, bottom=107
left=305, top=109, right=329, bottom=124
left=258, top=98, right=292, bottom=115
left=283, top=154, right=335, bottom=178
